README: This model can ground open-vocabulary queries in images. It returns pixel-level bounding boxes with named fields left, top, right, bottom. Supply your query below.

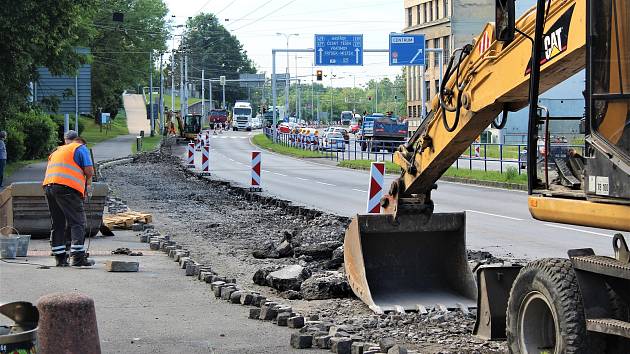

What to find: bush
left=15, top=111, right=58, bottom=159
left=506, top=166, right=519, bottom=181
left=4, top=121, right=26, bottom=162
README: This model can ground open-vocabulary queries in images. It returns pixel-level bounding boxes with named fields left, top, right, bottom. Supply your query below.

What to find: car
left=350, top=123, right=360, bottom=134
left=278, top=122, right=292, bottom=134
left=331, top=127, right=350, bottom=144
left=519, top=136, right=571, bottom=169
left=251, top=116, right=262, bottom=129
left=320, top=132, right=345, bottom=152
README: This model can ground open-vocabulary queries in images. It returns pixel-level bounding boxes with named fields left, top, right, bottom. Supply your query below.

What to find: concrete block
left=331, top=337, right=353, bottom=354
left=248, top=308, right=261, bottom=319
left=251, top=295, right=266, bottom=307
left=387, top=345, right=407, bottom=354
left=230, top=291, right=244, bottom=304
left=259, top=305, right=278, bottom=321
left=240, top=292, right=254, bottom=305
left=220, top=286, right=237, bottom=300
left=210, top=281, right=225, bottom=291
left=287, top=315, right=305, bottom=328
left=179, top=257, right=190, bottom=269
left=276, top=312, right=290, bottom=326
left=105, top=260, right=139, bottom=272
left=132, top=223, right=144, bottom=232
left=185, top=262, right=198, bottom=276
left=314, top=335, right=332, bottom=349
left=290, top=333, right=313, bottom=349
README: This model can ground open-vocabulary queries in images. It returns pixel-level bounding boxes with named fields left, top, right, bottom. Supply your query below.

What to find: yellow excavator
left=344, top=0, right=629, bottom=351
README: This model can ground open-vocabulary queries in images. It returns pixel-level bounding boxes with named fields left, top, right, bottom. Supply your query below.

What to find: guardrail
left=262, top=128, right=585, bottom=174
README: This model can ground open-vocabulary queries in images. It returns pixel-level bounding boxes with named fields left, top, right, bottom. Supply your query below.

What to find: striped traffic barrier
left=186, top=143, right=195, bottom=168
left=366, top=162, right=385, bottom=213
left=250, top=151, right=262, bottom=191
left=200, top=145, right=210, bottom=175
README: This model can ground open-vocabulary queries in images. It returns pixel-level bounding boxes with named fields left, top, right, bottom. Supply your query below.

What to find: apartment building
left=402, top=0, right=494, bottom=133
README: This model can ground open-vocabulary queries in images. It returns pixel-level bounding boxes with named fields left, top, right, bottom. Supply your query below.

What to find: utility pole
left=159, top=53, right=164, bottom=135
left=311, top=61, right=314, bottom=122
left=353, top=75, right=356, bottom=113
left=330, top=73, right=334, bottom=123
left=180, top=53, right=184, bottom=115
left=297, top=79, right=301, bottom=121
left=208, top=79, right=213, bottom=110
left=171, top=50, right=175, bottom=114
left=276, top=33, right=299, bottom=118
left=201, top=69, right=205, bottom=119
left=184, top=52, right=188, bottom=117
left=149, top=51, right=154, bottom=136
left=375, top=80, right=378, bottom=113
left=74, top=76, right=79, bottom=131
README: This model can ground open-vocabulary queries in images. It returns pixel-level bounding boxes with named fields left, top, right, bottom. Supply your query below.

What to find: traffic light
left=316, top=70, right=323, bottom=81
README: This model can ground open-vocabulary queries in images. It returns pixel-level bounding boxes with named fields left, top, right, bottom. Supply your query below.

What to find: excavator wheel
left=506, top=258, right=591, bottom=354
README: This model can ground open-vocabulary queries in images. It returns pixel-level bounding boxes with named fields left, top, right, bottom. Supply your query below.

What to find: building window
left=425, top=80, right=431, bottom=102
left=423, top=3, right=428, bottom=24
left=434, top=0, right=439, bottom=20
left=443, top=0, right=449, bottom=17
left=425, top=39, right=430, bottom=65
left=433, top=38, right=440, bottom=66
left=416, top=5, right=422, bottom=25
left=443, top=36, right=450, bottom=62
left=428, top=0, right=433, bottom=22
left=407, top=7, right=412, bottom=27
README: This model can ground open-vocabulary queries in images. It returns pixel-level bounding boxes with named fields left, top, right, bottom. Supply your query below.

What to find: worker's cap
left=64, top=130, right=79, bottom=140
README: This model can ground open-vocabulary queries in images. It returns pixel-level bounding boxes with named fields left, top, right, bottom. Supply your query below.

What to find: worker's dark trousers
left=45, top=184, right=86, bottom=255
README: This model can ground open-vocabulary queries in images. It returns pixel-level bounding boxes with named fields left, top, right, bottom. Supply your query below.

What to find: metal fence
left=263, top=128, right=585, bottom=174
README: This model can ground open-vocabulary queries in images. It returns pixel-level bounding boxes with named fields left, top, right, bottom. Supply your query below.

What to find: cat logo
left=525, top=5, right=574, bottom=75
left=544, top=27, right=565, bottom=61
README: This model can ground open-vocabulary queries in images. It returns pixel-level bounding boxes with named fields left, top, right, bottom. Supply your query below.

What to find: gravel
left=100, top=149, right=509, bottom=353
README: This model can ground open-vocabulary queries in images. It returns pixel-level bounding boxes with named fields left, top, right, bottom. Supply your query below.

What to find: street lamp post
left=276, top=33, right=299, bottom=120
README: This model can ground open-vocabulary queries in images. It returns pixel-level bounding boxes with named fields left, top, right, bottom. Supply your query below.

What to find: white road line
left=262, top=169, right=270, bottom=173
left=352, top=188, right=367, bottom=193
left=273, top=172, right=288, bottom=177
left=316, top=181, right=336, bottom=186
left=228, top=158, right=234, bottom=162
left=296, top=177, right=309, bottom=181
left=465, top=209, right=524, bottom=221
left=544, top=223, right=613, bottom=237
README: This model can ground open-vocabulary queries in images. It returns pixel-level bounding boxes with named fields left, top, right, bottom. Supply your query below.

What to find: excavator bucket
left=344, top=212, right=477, bottom=313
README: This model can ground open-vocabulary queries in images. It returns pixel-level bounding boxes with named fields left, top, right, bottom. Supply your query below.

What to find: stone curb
left=440, top=176, right=527, bottom=191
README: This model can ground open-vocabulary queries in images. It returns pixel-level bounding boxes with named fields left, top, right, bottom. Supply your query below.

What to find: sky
left=163, top=0, right=404, bottom=87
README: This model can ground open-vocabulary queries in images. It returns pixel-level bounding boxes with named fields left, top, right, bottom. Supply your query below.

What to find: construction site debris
left=104, top=260, right=139, bottom=272
left=300, top=271, right=351, bottom=300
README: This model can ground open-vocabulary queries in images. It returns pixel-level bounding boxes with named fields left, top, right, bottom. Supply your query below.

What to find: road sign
left=314, top=34, right=363, bottom=66
left=389, top=33, right=425, bottom=66
left=239, top=73, right=265, bottom=88
left=219, top=75, right=226, bottom=85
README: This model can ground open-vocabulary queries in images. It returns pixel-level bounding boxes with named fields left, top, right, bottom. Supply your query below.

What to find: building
left=402, top=0, right=495, bottom=135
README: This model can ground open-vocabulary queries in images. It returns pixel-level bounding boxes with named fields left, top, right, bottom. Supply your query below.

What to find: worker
left=43, top=130, right=95, bottom=267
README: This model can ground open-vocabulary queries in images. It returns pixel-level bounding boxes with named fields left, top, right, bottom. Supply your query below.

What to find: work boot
left=55, top=253, right=69, bottom=267
left=71, top=252, right=95, bottom=267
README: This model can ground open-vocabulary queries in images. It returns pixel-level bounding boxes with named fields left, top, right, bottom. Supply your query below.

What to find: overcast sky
left=163, top=0, right=404, bottom=87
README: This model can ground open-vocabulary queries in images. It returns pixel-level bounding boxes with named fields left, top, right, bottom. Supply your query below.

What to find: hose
left=440, top=45, right=472, bottom=132
left=492, top=109, right=509, bottom=129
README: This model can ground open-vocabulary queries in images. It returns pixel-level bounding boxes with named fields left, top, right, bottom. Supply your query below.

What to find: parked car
left=320, top=132, right=345, bottom=152
left=278, top=122, right=292, bottom=134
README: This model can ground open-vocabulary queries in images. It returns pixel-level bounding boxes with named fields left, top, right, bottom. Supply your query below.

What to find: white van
left=233, top=101, right=253, bottom=131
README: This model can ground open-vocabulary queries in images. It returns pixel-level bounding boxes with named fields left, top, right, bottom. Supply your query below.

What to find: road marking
left=352, top=188, right=367, bottom=193
left=273, top=172, right=288, bottom=177
left=296, top=177, right=309, bottom=181
left=544, top=223, right=613, bottom=237
left=465, top=209, right=524, bottom=221
left=228, top=158, right=234, bottom=162
left=316, top=181, right=336, bottom=186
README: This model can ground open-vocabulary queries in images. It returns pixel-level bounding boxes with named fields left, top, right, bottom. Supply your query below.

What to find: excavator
left=344, top=0, right=629, bottom=352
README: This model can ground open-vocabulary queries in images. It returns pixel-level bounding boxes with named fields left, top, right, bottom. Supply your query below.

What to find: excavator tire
left=506, top=258, right=588, bottom=354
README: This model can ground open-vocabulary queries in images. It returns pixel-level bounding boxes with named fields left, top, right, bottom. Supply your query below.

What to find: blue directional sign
left=314, top=34, right=363, bottom=66
left=389, top=33, right=425, bottom=66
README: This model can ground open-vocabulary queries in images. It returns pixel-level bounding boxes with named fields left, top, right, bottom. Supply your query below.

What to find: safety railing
left=262, top=128, right=585, bottom=173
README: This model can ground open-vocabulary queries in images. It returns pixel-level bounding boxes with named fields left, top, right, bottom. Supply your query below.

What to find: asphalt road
left=187, top=130, right=623, bottom=261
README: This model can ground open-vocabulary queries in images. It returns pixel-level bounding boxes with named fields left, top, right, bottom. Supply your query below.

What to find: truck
left=356, top=114, right=408, bottom=152
left=262, top=106, right=285, bottom=128
left=207, top=109, right=228, bottom=129
left=340, top=111, right=353, bottom=125
left=232, top=101, right=253, bottom=131
left=343, top=0, right=630, bottom=352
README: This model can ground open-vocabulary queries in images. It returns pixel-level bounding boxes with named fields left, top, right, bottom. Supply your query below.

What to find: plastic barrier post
left=366, top=162, right=385, bottom=213
left=200, top=145, right=210, bottom=176
left=187, top=143, right=195, bottom=168
left=250, top=151, right=262, bottom=191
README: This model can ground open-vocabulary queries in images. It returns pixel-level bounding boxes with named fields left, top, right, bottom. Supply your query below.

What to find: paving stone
left=210, top=281, right=226, bottom=291
left=379, top=338, right=396, bottom=352
left=105, top=260, right=139, bottom=272
left=179, top=257, right=190, bottom=269
left=168, top=249, right=176, bottom=258
left=259, top=305, right=278, bottom=320
left=140, top=234, right=150, bottom=243
left=220, top=286, right=237, bottom=300
left=251, top=295, right=266, bottom=307
left=248, top=308, right=261, bottom=319
left=287, top=315, right=305, bottom=328
left=230, top=291, right=244, bottom=304
left=203, top=273, right=215, bottom=283
left=351, top=342, right=365, bottom=354
left=276, top=312, right=291, bottom=326
left=185, top=262, right=199, bottom=276
left=314, top=335, right=332, bottom=349
left=240, top=293, right=254, bottom=305
left=331, top=337, right=353, bottom=354
left=290, top=333, right=313, bottom=349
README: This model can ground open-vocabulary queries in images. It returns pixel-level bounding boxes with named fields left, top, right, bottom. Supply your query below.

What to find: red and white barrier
left=251, top=151, right=262, bottom=191
left=186, top=143, right=195, bottom=168
left=366, top=162, right=385, bottom=213
left=200, top=145, right=210, bottom=175
left=474, top=145, right=480, bottom=158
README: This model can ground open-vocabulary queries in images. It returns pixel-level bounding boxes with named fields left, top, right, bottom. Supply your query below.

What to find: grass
left=252, top=134, right=325, bottom=158
left=6, top=159, right=46, bottom=177
left=132, top=135, right=162, bottom=153
left=463, top=145, right=522, bottom=160
left=81, top=110, right=129, bottom=148
left=146, top=94, right=202, bottom=111
left=337, top=159, right=527, bottom=185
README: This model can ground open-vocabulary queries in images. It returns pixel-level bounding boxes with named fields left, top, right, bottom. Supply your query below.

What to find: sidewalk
left=1, top=232, right=315, bottom=353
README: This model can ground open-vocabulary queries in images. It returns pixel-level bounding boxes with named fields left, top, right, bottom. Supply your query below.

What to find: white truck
left=232, top=101, right=253, bottom=131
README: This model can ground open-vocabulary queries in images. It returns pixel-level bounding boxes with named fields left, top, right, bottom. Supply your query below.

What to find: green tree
left=89, top=0, right=168, bottom=118
left=180, top=13, right=256, bottom=108
left=0, top=0, right=95, bottom=122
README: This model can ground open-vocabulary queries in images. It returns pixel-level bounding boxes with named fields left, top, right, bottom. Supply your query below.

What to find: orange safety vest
left=43, top=143, right=87, bottom=196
